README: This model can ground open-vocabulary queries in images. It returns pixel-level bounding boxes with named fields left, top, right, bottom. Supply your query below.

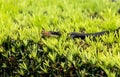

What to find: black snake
left=42, top=27, right=120, bottom=39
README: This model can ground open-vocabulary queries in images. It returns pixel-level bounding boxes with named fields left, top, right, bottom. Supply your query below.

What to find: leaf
left=30, top=44, right=38, bottom=58
left=40, top=65, right=48, bottom=73
left=19, top=62, right=27, bottom=70
left=2, top=63, right=7, bottom=68
left=48, top=52, right=57, bottom=63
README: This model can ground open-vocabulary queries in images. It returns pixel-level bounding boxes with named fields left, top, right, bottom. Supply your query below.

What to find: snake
left=42, top=27, right=120, bottom=39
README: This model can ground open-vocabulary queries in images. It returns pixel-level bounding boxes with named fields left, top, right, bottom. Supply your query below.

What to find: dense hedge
left=0, top=35, right=108, bottom=77
left=0, top=31, right=120, bottom=77
left=1, top=0, right=120, bottom=77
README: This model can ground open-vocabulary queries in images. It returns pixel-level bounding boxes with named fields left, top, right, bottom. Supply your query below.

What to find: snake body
left=42, top=27, right=120, bottom=39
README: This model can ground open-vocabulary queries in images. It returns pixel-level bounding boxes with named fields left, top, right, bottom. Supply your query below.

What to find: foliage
left=0, top=0, right=120, bottom=77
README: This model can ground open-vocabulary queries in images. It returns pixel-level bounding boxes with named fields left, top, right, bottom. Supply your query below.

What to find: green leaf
left=19, top=62, right=27, bottom=70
